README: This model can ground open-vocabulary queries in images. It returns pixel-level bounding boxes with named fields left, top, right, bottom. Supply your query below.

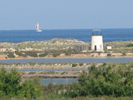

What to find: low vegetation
left=1, top=62, right=133, bottom=99
left=0, top=67, right=42, bottom=99
left=72, top=63, right=78, bottom=67
left=2, top=39, right=133, bottom=59
left=7, top=52, right=15, bottom=58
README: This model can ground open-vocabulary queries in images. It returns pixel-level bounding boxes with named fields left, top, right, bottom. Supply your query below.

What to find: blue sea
left=0, top=28, right=133, bottom=43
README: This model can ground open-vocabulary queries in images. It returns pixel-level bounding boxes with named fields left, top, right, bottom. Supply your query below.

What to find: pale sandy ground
left=1, top=53, right=133, bottom=60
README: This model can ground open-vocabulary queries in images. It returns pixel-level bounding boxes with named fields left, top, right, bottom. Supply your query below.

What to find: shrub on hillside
left=15, top=51, right=28, bottom=57
left=25, top=51, right=38, bottom=57
left=39, top=53, right=47, bottom=57
left=79, top=63, right=83, bottom=66
left=126, top=44, right=133, bottom=47
left=52, top=52, right=60, bottom=57
left=7, top=53, right=15, bottom=58
left=107, top=53, right=111, bottom=56
left=72, top=63, right=77, bottom=67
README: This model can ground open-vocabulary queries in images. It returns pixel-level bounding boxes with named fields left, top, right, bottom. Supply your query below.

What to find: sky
left=0, top=0, right=133, bottom=30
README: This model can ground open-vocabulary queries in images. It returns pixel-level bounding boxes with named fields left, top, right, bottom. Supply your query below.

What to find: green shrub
left=65, top=63, right=133, bottom=98
left=39, top=72, right=44, bottom=74
left=39, top=53, right=47, bottom=57
left=47, top=71, right=55, bottom=74
left=29, top=72, right=35, bottom=74
left=102, top=63, right=106, bottom=66
left=15, top=51, right=28, bottom=57
left=0, top=67, right=21, bottom=97
left=61, top=71, right=68, bottom=75
left=72, top=63, right=77, bottom=67
left=7, top=53, right=15, bottom=58
left=126, top=44, right=133, bottom=47
left=122, top=52, right=126, bottom=56
left=0, top=67, right=41, bottom=99
left=28, top=62, right=36, bottom=65
left=25, top=51, right=38, bottom=57
left=79, top=63, right=83, bottom=66
left=107, top=53, right=111, bottom=56
left=53, top=52, right=60, bottom=57
left=15, top=51, right=20, bottom=55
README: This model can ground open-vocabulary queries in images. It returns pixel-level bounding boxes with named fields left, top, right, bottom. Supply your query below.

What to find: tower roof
left=92, top=29, right=102, bottom=36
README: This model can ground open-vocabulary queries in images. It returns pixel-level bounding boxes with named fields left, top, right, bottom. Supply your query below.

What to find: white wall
left=91, top=36, right=104, bottom=52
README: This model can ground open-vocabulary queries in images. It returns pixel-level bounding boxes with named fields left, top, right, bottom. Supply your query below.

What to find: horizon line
left=0, top=28, right=133, bottom=31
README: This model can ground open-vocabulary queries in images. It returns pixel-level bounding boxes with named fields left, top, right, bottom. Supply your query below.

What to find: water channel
left=1, top=58, right=133, bottom=63
left=3, top=58, right=133, bottom=85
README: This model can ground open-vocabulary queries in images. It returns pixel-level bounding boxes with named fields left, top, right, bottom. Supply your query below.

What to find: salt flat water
left=41, top=78, right=78, bottom=85
left=1, top=58, right=133, bottom=63
left=0, top=28, right=133, bottom=43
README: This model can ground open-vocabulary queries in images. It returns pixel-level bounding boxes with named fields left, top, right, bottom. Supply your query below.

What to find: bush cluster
left=39, top=53, right=47, bottom=57
left=64, top=63, right=133, bottom=98
left=0, top=67, right=42, bottom=99
left=25, top=51, right=38, bottom=57
left=7, top=52, right=15, bottom=58
left=126, top=44, right=133, bottom=47
left=107, top=53, right=111, bottom=56
left=72, top=63, right=77, bottom=67
left=2, top=62, right=133, bottom=99
left=14, top=49, right=80, bottom=58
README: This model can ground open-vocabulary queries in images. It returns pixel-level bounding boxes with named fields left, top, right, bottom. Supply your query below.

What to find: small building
left=107, top=45, right=112, bottom=49
left=91, top=29, right=104, bottom=52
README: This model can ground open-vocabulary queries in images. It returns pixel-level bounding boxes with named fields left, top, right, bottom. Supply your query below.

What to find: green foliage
left=79, top=63, right=83, bottom=66
left=72, top=64, right=77, bottom=67
left=39, top=53, right=47, bottom=57
left=126, top=44, right=133, bottom=47
left=20, top=78, right=42, bottom=99
left=15, top=51, right=28, bottom=57
left=0, top=67, right=42, bottom=99
left=102, top=63, right=106, bottom=66
left=107, top=53, right=111, bottom=56
left=3, top=62, right=133, bottom=99
left=28, top=62, right=36, bottom=65
left=61, top=71, right=68, bottom=75
left=52, top=52, right=60, bottom=57
left=29, top=72, right=35, bottom=74
left=122, top=52, right=126, bottom=56
left=25, top=51, right=38, bottom=57
left=65, top=62, right=133, bottom=98
left=0, top=67, right=21, bottom=97
left=7, top=53, right=15, bottom=58
left=15, top=51, right=20, bottom=55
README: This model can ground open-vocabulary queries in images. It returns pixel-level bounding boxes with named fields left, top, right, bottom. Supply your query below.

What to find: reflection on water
left=41, top=78, right=78, bottom=85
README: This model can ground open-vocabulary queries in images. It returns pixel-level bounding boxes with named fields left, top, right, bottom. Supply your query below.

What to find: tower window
left=100, top=45, right=102, bottom=48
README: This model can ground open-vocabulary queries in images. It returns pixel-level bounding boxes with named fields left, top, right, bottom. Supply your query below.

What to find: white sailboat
left=36, top=23, right=42, bottom=32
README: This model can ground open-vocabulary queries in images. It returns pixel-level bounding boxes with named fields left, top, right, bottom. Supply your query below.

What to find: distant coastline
left=0, top=38, right=133, bottom=60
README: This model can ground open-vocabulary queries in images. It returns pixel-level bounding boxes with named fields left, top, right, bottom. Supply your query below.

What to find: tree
left=0, top=67, right=21, bottom=97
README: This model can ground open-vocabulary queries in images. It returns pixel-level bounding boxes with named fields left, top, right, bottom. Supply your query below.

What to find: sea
left=0, top=28, right=133, bottom=43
